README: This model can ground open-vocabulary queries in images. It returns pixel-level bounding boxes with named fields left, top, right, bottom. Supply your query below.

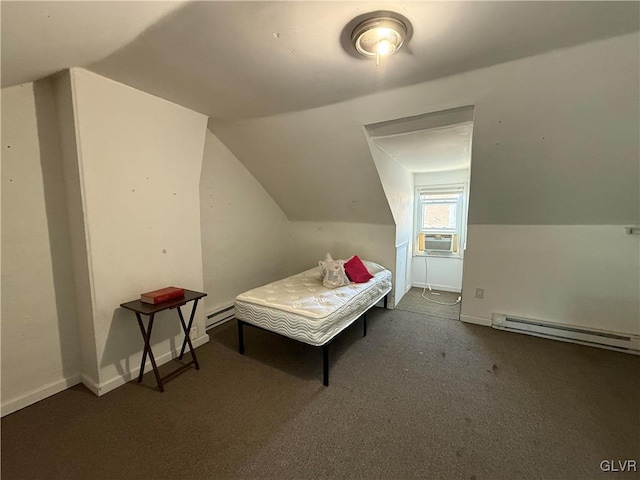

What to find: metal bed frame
left=236, top=294, right=388, bottom=386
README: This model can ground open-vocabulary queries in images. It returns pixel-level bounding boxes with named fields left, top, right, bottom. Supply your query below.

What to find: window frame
left=414, top=183, right=466, bottom=258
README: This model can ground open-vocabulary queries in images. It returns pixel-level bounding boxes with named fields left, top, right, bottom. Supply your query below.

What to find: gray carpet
left=2, top=308, right=638, bottom=480
left=395, top=287, right=461, bottom=320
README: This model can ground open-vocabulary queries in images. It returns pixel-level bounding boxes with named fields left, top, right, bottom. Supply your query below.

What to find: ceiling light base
left=351, top=15, right=408, bottom=61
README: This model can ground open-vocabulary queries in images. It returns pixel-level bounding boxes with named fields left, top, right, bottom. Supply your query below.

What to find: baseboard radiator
left=492, top=314, right=640, bottom=354
left=206, top=304, right=235, bottom=330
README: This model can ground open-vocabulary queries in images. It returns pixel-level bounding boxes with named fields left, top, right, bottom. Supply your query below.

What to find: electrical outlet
left=190, top=324, right=198, bottom=340
left=475, top=288, right=484, bottom=299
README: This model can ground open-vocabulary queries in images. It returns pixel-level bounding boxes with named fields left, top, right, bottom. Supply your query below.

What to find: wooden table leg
left=136, top=313, right=164, bottom=392
left=136, top=313, right=148, bottom=383
left=177, top=303, right=200, bottom=370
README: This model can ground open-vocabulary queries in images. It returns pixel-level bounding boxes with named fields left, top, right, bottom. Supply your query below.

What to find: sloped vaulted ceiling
left=74, top=2, right=640, bottom=122
left=209, top=110, right=396, bottom=224
left=0, top=1, right=187, bottom=88
left=3, top=1, right=638, bottom=224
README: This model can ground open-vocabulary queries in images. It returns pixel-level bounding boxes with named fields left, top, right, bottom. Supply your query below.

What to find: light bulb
left=377, top=40, right=392, bottom=55
left=351, top=15, right=408, bottom=64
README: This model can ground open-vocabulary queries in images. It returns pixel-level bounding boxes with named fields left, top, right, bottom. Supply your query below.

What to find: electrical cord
left=421, top=253, right=462, bottom=306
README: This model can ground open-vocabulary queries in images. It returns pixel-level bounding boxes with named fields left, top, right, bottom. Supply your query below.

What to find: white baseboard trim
left=97, top=334, right=210, bottom=396
left=412, top=282, right=461, bottom=294
left=80, top=373, right=100, bottom=396
left=1, top=374, right=81, bottom=417
left=460, top=314, right=492, bottom=327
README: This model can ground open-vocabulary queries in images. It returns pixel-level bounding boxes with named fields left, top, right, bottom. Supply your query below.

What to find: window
left=415, top=185, right=465, bottom=256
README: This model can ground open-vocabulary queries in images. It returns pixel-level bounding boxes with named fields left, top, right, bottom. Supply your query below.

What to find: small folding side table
left=120, top=290, right=207, bottom=392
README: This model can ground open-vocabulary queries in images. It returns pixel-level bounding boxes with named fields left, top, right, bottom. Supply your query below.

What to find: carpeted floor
left=2, top=308, right=638, bottom=480
left=395, top=287, right=461, bottom=320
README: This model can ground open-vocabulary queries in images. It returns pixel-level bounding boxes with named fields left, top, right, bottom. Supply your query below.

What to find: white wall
left=461, top=226, right=640, bottom=335
left=412, top=256, right=464, bottom=294
left=458, top=32, right=639, bottom=333
left=364, top=135, right=414, bottom=301
left=70, top=68, right=208, bottom=394
left=54, top=71, right=100, bottom=389
left=1, top=80, right=81, bottom=415
left=412, top=169, right=469, bottom=292
left=214, top=33, right=639, bottom=336
left=290, top=221, right=396, bottom=305
left=3, top=69, right=296, bottom=411
left=365, top=142, right=413, bottom=246
left=200, top=129, right=294, bottom=315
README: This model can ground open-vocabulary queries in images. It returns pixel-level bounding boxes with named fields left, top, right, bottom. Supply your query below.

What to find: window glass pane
left=421, top=192, right=459, bottom=201
left=422, top=203, right=457, bottom=229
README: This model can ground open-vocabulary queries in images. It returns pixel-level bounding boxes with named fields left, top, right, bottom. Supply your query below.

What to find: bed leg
left=384, top=294, right=388, bottom=309
left=322, top=344, right=329, bottom=386
left=238, top=319, right=245, bottom=355
left=363, top=313, right=367, bottom=337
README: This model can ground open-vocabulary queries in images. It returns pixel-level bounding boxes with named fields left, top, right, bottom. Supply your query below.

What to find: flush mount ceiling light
left=351, top=15, right=408, bottom=66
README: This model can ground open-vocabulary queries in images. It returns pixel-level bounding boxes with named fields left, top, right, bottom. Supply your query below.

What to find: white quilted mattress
left=234, top=260, right=392, bottom=346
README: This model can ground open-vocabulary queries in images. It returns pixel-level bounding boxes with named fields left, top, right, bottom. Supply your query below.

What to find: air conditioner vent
left=425, top=234, right=452, bottom=251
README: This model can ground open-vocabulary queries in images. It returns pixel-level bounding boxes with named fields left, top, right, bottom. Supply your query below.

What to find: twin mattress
left=234, top=260, right=392, bottom=346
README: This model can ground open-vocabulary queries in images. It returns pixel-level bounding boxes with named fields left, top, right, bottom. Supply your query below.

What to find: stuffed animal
left=319, top=253, right=350, bottom=288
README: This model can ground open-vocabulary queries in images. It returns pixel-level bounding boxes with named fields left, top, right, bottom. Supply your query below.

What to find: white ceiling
left=372, top=122, right=473, bottom=173
left=2, top=1, right=638, bottom=122
left=0, top=1, right=186, bottom=89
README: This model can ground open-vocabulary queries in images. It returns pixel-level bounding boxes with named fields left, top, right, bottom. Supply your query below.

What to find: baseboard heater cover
left=492, top=314, right=640, bottom=354
left=206, top=304, right=235, bottom=330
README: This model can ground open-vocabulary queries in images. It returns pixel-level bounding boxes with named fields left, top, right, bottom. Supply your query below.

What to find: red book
left=140, top=286, right=185, bottom=304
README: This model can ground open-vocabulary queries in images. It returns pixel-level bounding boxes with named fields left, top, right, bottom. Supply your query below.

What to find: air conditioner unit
left=422, top=233, right=454, bottom=252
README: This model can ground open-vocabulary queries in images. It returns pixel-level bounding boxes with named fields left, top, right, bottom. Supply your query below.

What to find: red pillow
left=344, top=255, right=373, bottom=283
